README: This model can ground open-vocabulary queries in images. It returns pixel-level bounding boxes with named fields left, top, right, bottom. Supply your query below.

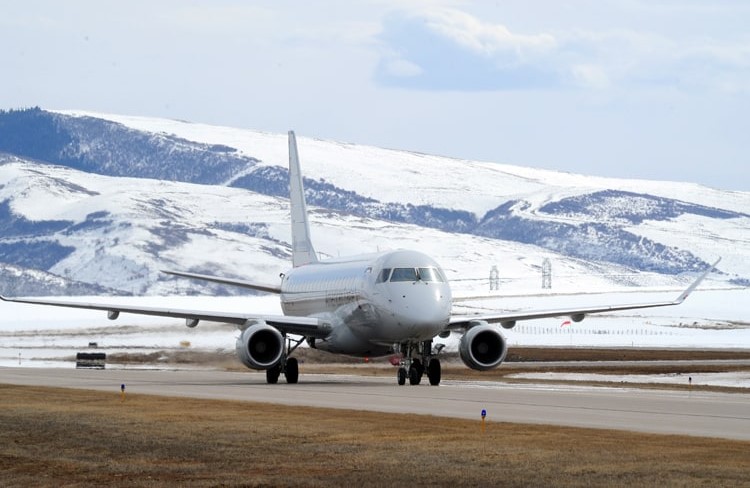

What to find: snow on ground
left=42, top=111, right=749, bottom=289
left=0, top=295, right=279, bottom=368
left=507, top=372, right=750, bottom=389
left=6, top=158, right=708, bottom=296
left=55, top=111, right=750, bottom=216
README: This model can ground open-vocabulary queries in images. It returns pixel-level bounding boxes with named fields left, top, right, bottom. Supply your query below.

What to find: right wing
left=0, top=295, right=331, bottom=338
left=449, top=258, right=720, bottom=329
left=162, top=270, right=282, bottom=294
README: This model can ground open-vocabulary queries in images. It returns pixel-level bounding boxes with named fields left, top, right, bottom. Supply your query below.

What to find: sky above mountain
left=2, top=1, right=749, bottom=191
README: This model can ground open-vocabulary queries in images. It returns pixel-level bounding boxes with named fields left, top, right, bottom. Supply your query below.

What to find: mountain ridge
left=0, top=107, right=747, bottom=295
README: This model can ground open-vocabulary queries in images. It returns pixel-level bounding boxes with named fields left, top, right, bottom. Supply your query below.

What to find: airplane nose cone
left=391, top=283, right=451, bottom=335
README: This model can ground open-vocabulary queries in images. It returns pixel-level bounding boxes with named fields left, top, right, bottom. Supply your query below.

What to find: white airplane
left=1, top=132, right=720, bottom=386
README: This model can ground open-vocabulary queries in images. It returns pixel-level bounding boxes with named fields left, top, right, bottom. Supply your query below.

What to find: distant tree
left=0, top=107, right=73, bottom=161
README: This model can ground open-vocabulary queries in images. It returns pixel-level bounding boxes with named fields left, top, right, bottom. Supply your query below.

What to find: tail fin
left=288, top=131, right=318, bottom=267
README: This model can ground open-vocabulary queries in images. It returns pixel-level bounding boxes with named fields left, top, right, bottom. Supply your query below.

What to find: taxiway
left=1, top=367, right=748, bottom=440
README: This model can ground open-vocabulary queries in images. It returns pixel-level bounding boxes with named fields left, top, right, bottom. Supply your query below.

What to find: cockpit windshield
left=390, top=268, right=418, bottom=282
left=384, top=267, right=445, bottom=283
left=418, top=267, right=445, bottom=282
left=376, top=268, right=392, bottom=283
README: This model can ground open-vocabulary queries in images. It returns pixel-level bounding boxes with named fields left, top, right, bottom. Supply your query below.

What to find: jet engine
left=459, top=322, right=508, bottom=371
left=235, top=321, right=284, bottom=370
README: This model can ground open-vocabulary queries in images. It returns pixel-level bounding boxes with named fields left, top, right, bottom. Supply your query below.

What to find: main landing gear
left=266, top=335, right=304, bottom=384
left=396, top=340, right=442, bottom=386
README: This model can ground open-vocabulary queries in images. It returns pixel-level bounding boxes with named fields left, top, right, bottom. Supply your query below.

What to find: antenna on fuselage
left=288, top=131, right=319, bottom=268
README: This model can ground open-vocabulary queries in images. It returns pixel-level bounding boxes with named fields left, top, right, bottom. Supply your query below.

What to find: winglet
left=289, top=131, right=318, bottom=268
left=674, top=257, right=721, bottom=304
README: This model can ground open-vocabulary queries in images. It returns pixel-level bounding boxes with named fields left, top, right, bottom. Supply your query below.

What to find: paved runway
left=2, top=367, right=748, bottom=441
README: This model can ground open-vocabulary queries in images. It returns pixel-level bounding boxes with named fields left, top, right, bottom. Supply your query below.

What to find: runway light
left=120, top=384, right=126, bottom=403
left=481, top=409, right=487, bottom=434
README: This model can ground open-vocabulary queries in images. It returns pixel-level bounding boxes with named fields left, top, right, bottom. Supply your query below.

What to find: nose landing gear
left=396, top=340, right=442, bottom=386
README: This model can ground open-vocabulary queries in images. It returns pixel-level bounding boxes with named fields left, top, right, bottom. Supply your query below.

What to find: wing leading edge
left=449, top=258, right=720, bottom=329
left=0, top=295, right=331, bottom=338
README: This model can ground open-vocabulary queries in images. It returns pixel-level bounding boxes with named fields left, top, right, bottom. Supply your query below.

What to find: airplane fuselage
left=280, top=249, right=452, bottom=356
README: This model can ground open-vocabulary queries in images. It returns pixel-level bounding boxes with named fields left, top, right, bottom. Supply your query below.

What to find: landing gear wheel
left=427, top=358, right=441, bottom=386
left=397, top=367, right=407, bottom=385
left=285, top=357, right=299, bottom=384
left=266, top=364, right=281, bottom=384
left=411, top=358, right=424, bottom=377
left=408, top=364, right=422, bottom=385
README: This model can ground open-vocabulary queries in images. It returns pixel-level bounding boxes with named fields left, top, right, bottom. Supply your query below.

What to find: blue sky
left=2, top=0, right=748, bottom=191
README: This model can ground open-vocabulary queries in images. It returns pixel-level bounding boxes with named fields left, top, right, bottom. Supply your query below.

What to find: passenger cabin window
left=390, top=267, right=418, bottom=282
left=376, top=268, right=391, bottom=283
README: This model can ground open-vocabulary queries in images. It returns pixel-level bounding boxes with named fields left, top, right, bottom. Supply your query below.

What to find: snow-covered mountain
left=0, top=107, right=747, bottom=296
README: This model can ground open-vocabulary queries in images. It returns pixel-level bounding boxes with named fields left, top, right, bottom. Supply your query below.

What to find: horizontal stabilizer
left=162, top=270, right=281, bottom=294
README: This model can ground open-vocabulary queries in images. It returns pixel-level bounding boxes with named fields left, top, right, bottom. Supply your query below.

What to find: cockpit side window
left=418, top=267, right=445, bottom=282
left=390, top=267, right=418, bottom=282
left=376, top=268, right=392, bottom=283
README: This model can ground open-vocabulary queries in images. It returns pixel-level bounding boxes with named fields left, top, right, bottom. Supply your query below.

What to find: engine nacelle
left=459, top=323, right=508, bottom=371
left=235, top=321, right=284, bottom=370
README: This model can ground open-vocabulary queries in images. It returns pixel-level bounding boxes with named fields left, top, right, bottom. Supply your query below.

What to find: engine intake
left=235, top=321, right=284, bottom=370
left=459, top=323, right=508, bottom=371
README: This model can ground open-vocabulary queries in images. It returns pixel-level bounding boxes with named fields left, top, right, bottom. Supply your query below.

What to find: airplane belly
left=314, top=326, right=391, bottom=357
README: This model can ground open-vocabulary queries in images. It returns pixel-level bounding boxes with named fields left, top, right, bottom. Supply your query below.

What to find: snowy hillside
left=0, top=107, right=748, bottom=296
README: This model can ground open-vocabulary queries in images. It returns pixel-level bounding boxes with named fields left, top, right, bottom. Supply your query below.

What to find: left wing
left=0, top=295, right=331, bottom=338
left=450, top=258, right=720, bottom=329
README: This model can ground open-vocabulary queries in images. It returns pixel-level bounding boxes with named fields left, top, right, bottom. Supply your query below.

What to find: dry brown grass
left=1, top=384, right=749, bottom=487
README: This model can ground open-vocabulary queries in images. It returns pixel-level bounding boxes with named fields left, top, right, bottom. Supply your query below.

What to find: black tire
left=427, top=358, right=441, bottom=386
left=397, top=367, right=406, bottom=385
left=412, top=358, right=424, bottom=378
left=409, top=365, right=421, bottom=385
left=266, top=364, right=281, bottom=384
left=285, top=357, right=299, bottom=384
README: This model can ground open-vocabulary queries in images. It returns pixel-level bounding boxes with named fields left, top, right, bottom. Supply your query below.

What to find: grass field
left=2, top=383, right=749, bottom=487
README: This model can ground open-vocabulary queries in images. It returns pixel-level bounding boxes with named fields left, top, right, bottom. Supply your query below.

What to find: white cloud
left=1, top=0, right=748, bottom=191
left=375, top=5, right=750, bottom=96
left=375, top=9, right=561, bottom=90
left=383, top=58, right=423, bottom=78
left=570, top=64, right=611, bottom=90
left=421, top=8, right=557, bottom=58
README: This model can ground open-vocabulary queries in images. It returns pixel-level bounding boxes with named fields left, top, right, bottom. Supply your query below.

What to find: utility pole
left=542, top=258, right=552, bottom=289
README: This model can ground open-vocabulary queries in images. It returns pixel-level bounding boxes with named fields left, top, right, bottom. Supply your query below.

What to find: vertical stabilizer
left=288, top=131, right=318, bottom=267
